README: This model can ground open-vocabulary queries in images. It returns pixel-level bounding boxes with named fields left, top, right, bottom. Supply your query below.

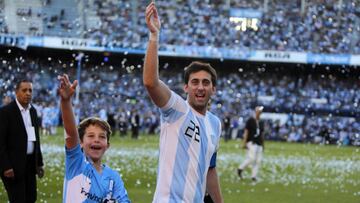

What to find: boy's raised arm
left=58, top=74, right=79, bottom=149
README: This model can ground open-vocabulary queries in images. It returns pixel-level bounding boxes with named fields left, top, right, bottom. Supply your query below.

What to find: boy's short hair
left=78, top=117, right=112, bottom=143
left=184, top=61, right=217, bottom=87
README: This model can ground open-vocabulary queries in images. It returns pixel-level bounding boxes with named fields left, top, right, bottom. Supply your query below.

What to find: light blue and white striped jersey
left=63, top=144, right=130, bottom=203
left=153, top=91, right=221, bottom=203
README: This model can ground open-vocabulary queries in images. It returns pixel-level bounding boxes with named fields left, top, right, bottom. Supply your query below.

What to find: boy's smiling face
left=81, top=124, right=109, bottom=163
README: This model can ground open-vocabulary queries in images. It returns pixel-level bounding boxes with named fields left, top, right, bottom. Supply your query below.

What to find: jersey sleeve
left=159, top=91, right=188, bottom=123
left=210, top=114, right=221, bottom=168
left=65, top=144, right=85, bottom=180
left=216, top=118, right=222, bottom=151
left=209, top=152, right=217, bottom=168
left=113, top=172, right=131, bottom=203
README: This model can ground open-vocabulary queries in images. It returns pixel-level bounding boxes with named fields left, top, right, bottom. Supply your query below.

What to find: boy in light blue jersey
left=58, top=74, right=130, bottom=203
left=144, top=2, right=223, bottom=203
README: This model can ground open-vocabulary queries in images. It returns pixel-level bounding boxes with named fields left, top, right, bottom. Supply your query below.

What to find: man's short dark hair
left=78, top=117, right=112, bottom=144
left=184, top=61, right=217, bottom=87
left=15, top=78, right=32, bottom=91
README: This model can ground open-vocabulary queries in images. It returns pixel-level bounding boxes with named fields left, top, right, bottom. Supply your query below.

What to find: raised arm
left=143, top=2, right=171, bottom=108
left=58, top=74, right=79, bottom=149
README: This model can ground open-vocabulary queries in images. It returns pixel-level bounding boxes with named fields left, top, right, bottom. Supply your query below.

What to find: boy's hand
left=57, top=74, right=78, bottom=101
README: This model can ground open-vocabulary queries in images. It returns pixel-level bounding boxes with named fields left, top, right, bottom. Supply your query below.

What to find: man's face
left=16, top=82, right=33, bottom=107
left=184, top=70, right=215, bottom=114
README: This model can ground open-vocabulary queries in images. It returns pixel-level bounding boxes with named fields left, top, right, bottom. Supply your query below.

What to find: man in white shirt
left=0, top=79, right=44, bottom=203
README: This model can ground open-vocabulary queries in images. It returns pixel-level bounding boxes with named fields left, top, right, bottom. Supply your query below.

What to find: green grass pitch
left=1, top=129, right=359, bottom=203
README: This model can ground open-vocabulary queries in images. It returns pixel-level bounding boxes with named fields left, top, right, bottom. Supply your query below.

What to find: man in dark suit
left=0, top=79, right=44, bottom=203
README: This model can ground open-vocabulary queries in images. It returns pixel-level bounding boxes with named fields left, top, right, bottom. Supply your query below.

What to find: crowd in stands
left=82, top=0, right=360, bottom=54
left=0, top=1, right=7, bottom=34
left=0, top=0, right=359, bottom=54
left=0, top=55, right=359, bottom=146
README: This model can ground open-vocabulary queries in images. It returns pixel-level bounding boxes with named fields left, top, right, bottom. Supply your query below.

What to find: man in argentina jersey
left=144, top=2, right=223, bottom=203
left=58, top=74, right=130, bottom=203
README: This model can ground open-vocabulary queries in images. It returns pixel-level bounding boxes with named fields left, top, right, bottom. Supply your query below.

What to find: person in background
left=237, top=106, right=265, bottom=182
left=1, top=95, right=11, bottom=106
left=0, top=78, right=44, bottom=203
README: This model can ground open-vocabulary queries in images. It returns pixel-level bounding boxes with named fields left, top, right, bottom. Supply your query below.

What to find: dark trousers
left=1, top=154, right=37, bottom=203
left=204, top=193, right=214, bottom=203
left=131, top=126, right=139, bottom=139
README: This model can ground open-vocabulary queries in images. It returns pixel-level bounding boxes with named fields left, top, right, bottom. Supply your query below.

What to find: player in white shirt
left=144, top=2, right=223, bottom=203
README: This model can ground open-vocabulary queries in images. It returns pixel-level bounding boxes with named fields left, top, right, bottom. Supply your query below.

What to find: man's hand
left=57, top=74, right=78, bottom=101
left=37, top=166, right=45, bottom=178
left=145, top=2, right=161, bottom=37
left=3, top=168, right=14, bottom=178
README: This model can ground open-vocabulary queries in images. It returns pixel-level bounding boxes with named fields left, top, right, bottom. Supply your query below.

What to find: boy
left=58, top=74, right=130, bottom=203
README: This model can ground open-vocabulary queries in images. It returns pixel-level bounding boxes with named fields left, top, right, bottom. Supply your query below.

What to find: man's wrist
left=149, top=33, right=159, bottom=42
left=60, top=98, right=72, bottom=103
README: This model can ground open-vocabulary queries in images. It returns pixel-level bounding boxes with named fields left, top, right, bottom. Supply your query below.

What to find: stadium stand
left=0, top=0, right=359, bottom=53
left=0, top=0, right=359, bottom=145
left=0, top=51, right=359, bottom=145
